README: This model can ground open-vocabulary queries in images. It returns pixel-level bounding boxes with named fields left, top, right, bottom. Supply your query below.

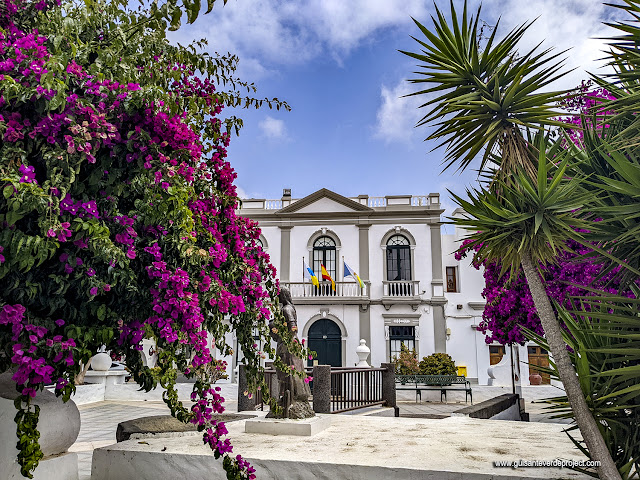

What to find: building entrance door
left=528, top=346, right=550, bottom=384
left=308, top=319, right=342, bottom=367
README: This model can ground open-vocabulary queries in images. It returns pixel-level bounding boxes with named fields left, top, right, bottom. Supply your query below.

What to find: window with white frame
left=446, top=266, right=458, bottom=292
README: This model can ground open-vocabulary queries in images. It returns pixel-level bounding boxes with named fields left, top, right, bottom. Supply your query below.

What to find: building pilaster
left=430, top=223, right=447, bottom=352
left=279, top=225, right=292, bottom=282
left=358, top=223, right=371, bottom=347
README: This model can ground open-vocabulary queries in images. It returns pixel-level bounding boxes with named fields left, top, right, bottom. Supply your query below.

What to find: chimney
left=281, top=188, right=292, bottom=207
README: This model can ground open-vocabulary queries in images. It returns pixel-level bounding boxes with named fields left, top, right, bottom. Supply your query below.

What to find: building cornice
left=237, top=211, right=444, bottom=226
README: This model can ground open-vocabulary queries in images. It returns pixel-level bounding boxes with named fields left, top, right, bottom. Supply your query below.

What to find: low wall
left=452, top=394, right=521, bottom=421
left=68, top=383, right=105, bottom=405
left=104, top=383, right=200, bottom=402
left=92, top=414, right=592, bottom=480
left=45, top=381, right=201, bottom=405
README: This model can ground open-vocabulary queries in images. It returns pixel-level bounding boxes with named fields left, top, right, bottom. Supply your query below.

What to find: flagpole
left=302, top=257, right=305, bottom=297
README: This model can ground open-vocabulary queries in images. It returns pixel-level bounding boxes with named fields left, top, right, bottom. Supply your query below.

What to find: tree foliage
left=0, top=0, right=301, bottom=478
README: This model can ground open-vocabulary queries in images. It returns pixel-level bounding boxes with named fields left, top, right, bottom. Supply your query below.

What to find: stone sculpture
left=267, top=286, right=314, bottom=419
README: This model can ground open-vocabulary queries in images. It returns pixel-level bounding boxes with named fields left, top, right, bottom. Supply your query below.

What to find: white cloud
left=258, top=116, right=288, bottom=140
left=373, top=1, right=626, bottom=147
left=235, top=185, right=249, bottom=199
left=291, top=0, right=430, bottom=55
left=170, top=0, right=625, bottom=86
left=170, top=0, right=431, bottom=75
left=235, top=185, right=265, bottom=200
left=373, top=80, right=424, bottom=144
left=479, top=0, right=621, bottom=90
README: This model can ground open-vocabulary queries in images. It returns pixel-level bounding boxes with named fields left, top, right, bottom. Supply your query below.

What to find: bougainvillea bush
left=0, top=0, right=303, bottom=478
left=456, top=238, right=626, bottom=345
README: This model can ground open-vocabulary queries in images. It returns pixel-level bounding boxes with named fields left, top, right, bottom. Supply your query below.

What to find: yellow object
left=457, top=365, right=467, bottom=377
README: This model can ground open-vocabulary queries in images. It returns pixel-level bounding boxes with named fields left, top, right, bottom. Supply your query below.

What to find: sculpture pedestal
left=84, top=370, right=127, bottom=386
left=244, top=415, right=331, bottom=436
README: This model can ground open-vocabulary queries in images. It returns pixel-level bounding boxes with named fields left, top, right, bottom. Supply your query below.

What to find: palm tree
left=402, top=2, right=622, bottom=478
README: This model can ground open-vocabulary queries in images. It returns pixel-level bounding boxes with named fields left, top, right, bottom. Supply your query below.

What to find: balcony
left=382, top=280, right=422, bottom=310
left=283, top=281, right=369, bottom=305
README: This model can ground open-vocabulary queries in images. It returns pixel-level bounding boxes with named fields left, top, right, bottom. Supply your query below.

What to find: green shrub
left=392, top=343, right=419, bottom=375
left=419, top=353, right=457, bottom=375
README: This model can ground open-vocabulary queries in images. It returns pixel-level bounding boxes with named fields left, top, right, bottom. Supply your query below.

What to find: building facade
left=220, top=188, right=543, bottom=386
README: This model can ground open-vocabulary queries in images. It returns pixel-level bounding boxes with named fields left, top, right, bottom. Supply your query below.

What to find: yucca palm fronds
left=570, top=126, right=640, bottom=288
left=449, top=130, right=623, bottom=479
left=407, top=3, right=626, bottom=477
left=589, top=1, right=640, bottom=148
left=525, top=291, right=640, bottom=479
left=450, top=132, right=593, bottom=277
left=401, top=0, right=570, bottom=175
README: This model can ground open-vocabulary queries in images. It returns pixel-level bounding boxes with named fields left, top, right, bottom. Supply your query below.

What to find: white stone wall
left=259, top=225, right=280, bottom=280
left=288, top=225, right=360, bottom=282
left=442, top=222, right=489, bottom=384
left=368, top=223, right=432, bottom=298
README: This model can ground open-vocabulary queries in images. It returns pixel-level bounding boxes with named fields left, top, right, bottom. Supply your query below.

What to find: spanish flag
left=320, top=264, right=335, bottom=291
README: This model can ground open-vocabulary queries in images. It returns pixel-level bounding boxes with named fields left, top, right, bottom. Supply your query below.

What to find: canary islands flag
left=303, top=260, right=319, bottom=287
left=344, top=260, right=364, bottom=288
left=320, top=264, right=336, bottom=291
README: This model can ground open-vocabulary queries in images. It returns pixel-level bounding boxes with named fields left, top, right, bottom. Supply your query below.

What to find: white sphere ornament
left=355, top=339, right=371, bottom=368
left=91, top=352, right=112, bottom=371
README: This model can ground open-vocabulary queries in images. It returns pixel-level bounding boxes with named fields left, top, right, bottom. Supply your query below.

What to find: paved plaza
left=68, top=382, right=575, bottom=479
left=70, top=384, right=238, bottom=480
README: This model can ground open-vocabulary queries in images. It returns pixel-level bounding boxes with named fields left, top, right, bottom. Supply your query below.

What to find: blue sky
left=171, top=0, right=623, bottom=211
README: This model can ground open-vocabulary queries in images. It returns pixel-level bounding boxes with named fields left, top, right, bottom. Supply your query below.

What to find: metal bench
left=395, top=374, right=472, bottom=404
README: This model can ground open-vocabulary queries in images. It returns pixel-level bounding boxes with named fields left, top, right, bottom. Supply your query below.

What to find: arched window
left=256, top=237, right=264, bottom=248
left=313, top=236, right=336, bottom=280
left=386, top=235, right=411, bottom=281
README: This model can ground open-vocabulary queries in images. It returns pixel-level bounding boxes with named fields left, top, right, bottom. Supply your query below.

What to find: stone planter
left=91, top=351, right=113, bottom=371
left=529, top=373, right=543, bottom=385
left=0, top=372, right=80, bottom=480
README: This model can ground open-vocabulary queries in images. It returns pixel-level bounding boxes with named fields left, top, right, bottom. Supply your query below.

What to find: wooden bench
left=395, top=375, right=473, bottom=404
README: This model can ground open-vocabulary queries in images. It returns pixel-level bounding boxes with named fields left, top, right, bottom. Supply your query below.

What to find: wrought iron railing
left=329, top=367, right=385, bottom=413
left=254, top=366, right=386, bottom=413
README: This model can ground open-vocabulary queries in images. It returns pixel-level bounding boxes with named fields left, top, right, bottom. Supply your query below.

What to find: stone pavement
left=71, top=401, right=170, bottom=480
left=70, top=383, right=238, bottom=480
left=93, top=412, right=593, bottom=480
left=71, top=383, right=572, bottom=479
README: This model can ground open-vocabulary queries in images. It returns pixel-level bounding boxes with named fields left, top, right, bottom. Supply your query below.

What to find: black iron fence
left=246, top=363, right=396, bottom=414
left=329, top=367, right=385, bottom=413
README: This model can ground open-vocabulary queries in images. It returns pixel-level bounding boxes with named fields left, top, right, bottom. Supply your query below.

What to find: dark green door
left=308, top=319, right=341, bottom=367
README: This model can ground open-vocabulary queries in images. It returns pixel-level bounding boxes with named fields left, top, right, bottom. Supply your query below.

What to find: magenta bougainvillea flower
left=0, top=1, right=288, bottom=478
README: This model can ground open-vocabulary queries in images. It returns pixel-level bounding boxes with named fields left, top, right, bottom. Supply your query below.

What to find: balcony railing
left=283, top=281, right=368, bottom=298
left=237, top=193, right=440, bottom=210
left=382, top=280, right=421, bottom=297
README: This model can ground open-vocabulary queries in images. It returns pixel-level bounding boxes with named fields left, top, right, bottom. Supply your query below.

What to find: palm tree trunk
left=521, top=252, right=621, bottom=480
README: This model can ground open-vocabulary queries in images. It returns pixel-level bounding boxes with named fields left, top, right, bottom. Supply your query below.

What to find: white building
left=221, top=188, right=546, bottom=386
